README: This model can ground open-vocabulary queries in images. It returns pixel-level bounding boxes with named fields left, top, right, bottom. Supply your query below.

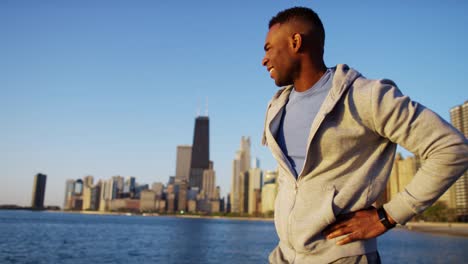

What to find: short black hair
left=269, top=7, right=325, bottom=48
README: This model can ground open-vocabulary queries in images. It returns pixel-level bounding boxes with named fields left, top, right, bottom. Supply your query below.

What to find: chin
left=275, top=79, right=292, bottom=87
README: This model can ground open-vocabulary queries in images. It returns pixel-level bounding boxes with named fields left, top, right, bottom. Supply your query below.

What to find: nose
left=262, top=55, right=268, bottom=67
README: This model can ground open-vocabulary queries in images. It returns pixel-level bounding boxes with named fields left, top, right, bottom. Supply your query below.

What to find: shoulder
left=350, top=76, right=403, bottom=105
left=339, top=74, right=405, bottom=132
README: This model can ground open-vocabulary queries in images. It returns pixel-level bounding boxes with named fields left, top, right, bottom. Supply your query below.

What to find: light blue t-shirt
left=277, top=69, right=334, bottom=177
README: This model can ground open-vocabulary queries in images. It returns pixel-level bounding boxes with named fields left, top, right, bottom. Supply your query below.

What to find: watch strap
left=377, top=206, right=396, bottom=229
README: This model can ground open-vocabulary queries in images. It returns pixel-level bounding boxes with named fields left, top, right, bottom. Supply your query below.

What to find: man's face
left=262, top=23, right=296, bottom=87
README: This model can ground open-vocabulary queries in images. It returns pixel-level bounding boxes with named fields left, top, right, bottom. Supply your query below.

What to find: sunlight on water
left=0, top=211, right=466, bottom=264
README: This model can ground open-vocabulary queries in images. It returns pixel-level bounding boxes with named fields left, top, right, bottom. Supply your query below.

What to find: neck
left=293, top=61, right=327, bottom=92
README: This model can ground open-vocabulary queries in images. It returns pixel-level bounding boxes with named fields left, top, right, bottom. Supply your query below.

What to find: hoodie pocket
left=290, top=184, right=337, bottom=252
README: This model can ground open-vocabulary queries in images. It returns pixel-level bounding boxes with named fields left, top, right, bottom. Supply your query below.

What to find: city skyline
left=2, top=1, right=468, bottom=207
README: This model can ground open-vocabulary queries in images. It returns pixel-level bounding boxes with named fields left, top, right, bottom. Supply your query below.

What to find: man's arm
left=325, top=80, right=468, bottom=245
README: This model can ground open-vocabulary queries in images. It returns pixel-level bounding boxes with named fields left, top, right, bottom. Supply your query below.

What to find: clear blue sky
left=2, top=1, right=467, bottom=207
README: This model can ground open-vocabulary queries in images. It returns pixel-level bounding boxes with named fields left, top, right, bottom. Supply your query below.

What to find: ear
left=290, top=33, right=302, bottom=53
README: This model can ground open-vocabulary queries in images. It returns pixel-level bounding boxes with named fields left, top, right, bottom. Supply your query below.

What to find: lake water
left=0, top=211, right=467, bottom=264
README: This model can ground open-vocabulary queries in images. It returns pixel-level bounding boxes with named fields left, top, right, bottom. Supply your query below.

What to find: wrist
left=377, top=206, right=396, bottom=230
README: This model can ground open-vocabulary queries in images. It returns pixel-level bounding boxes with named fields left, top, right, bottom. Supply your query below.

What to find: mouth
left=268, top=67, right=274, bottom=74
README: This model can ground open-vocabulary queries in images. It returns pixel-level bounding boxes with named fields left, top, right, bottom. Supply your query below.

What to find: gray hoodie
left=263, top=64, right=468, bottom=263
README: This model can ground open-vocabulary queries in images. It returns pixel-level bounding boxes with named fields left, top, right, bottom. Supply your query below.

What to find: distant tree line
left=414, top=202, right=459, bottom=222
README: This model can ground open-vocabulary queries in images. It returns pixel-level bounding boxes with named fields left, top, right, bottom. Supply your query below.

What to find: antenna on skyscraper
left=205, top=97, right=209, bottom=116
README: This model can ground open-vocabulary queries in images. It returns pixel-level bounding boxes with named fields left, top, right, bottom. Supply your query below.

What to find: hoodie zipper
left=287, top=181, right=299, bottom=263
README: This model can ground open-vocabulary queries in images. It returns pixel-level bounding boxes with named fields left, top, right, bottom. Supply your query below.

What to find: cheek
left=271, top=51, right=284, bottom=68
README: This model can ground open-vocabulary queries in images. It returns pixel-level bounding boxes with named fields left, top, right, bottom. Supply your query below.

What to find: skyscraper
left=202, top=161, right=216, bottom=200
left=385, top=153, right=420, bottom=205
left=175, top=145, right=192, bottom=184
left=31, top=173, right=47, bottom=209
left=230, top=136, right=251, bottom=213
left=248, top=167, right=263, bottom=215
left=82, top=175, right=94, bottom=209
left=151, top=182, right=164, bottom=198
left=83, top=175, right=94, bottom=188
left=177, top=180, right=188, bottom=212
left=123, top=176, right=136, bottom=198
left=99, top=178, right=114, bottom=212
left=74, top=179, right=83, bottom=195
left=82, top=184, right=92, bottom=210
left=111, top=176, right=124, bottom=199
left=189, top=116, right=210, bottom=189
left=450, top=101, right=468, bottom=220
left=239, top=171, right=249, bottom=213
left=90, top=183, right=101, bottom=211
left=63, top=179, right=75, bottom=210
left=261, top=170, right=278, bottom=214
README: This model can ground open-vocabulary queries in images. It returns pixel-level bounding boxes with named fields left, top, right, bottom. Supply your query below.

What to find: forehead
left=265, top=23, right=284, bottom=42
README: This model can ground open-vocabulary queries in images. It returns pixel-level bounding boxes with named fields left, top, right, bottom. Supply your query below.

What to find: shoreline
left=400, top=222, right=468, bottom=238
left=62, top=211, right=468, bottom=237
left=52, top=209, right=275, bottom=222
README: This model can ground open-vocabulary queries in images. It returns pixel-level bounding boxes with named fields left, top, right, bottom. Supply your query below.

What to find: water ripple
left=0, top=211, right=467, bottom=263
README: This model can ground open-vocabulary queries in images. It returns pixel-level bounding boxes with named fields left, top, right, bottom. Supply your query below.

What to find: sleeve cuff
left=383, top=193, right=418, bottom=225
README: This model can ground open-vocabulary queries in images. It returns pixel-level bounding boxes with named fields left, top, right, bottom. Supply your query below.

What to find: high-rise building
left=123, top=176, right=136, bottom=198
left=391, top=154, right=420, bottom=198
left=83, top=175, right=94, bottom=188
left=253, top=157, right=260, bottom=169
left=90, top=183, right=101, bottom=211
left=177, top=180, right=188, bottom=212
left=382, top=153, right=420, bottom=207
left=134, top=184, right=149, bottom=199
left=166, top=184, right=176, bottom=213
left=450, top=101, right=468, bottom=219
left=261, top=170, right=278, bottom=214
left=176, top=145, right=192, bottom=184
left=451, top=101, right=468, bottom=134
left=151, top=182, right=164, bottom=198
left=231, top=156, right=242, bottom=213
left=140, top=190, right=157, bottom=212
left=248, top=167, right=263, bottom=215
left=239, top=171, right=249, bottom=213
left=168, top=176, right=176, bottom=185
left=63, top=179, right=75, bottom=210
left=189, top=116, right=210, bottom=189
left=82, top=175, right=95, bottom=210
left=240, top=137, right=251, bottom=171
left=74, top=179, right=83, bottom=195
left=31, top=173, right=47, bottom=209
left=226, top=193, right=231, bottom=213
left=99, top=178, right=114, bottom=211
left=230, top=136, right=251, bottom=213
left=70, top=179, right=84, bottom=210
left=214, top=186, right=221, bottom=200
left=82, top=184, right=92, bottom=210
left=111, top=176, right=124, bottom=199
left=202, top=161, right=216, bottom=200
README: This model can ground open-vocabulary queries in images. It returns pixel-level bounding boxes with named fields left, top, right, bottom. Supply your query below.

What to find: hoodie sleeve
left=369, top=80, right=468, bottom=224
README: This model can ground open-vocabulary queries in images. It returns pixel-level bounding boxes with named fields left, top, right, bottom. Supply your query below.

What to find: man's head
left=262, top=7, right=325, bottom=87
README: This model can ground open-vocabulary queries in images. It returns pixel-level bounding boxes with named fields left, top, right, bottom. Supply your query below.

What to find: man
left=261, top=6, right=468, bottom=264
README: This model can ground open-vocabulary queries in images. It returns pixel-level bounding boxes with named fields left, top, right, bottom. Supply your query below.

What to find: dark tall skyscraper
left=189, top=116, right=210, bottom=189
left=31, top=173, right=47, bottom=209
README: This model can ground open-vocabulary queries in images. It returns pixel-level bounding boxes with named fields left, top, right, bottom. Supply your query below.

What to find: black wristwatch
left=377, top=206, right=396, bottom=229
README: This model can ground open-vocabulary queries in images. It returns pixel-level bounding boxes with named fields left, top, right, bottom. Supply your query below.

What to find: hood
left=261, top=64, right=362, bottom=146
